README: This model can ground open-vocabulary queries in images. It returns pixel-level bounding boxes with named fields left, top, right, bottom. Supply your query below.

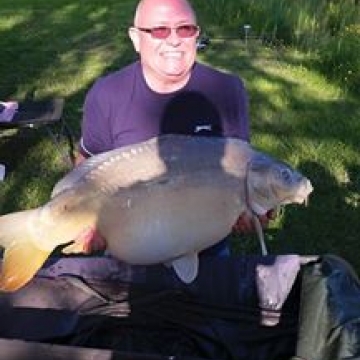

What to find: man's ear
left=128, top=27, right=140, bottom=52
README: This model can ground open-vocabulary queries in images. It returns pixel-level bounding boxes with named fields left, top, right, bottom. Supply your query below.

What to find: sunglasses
left=135, top=24, right=199, bottom=39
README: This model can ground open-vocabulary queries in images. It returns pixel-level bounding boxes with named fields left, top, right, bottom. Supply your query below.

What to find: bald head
left=134, top=0, right=197, bottom=27
left=129, top=0, right=199, bottom=93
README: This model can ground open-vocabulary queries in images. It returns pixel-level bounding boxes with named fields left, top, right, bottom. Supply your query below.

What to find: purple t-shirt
left=80, top=61, right=250, bottom=156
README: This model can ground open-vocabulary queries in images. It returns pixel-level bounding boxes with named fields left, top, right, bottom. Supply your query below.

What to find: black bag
left=0, top=254, right=359, bottom=360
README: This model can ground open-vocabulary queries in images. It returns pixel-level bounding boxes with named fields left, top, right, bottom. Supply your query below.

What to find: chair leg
left=44, top=120, right=75, bottom=166
left=60, top=120, right=76, bottom=165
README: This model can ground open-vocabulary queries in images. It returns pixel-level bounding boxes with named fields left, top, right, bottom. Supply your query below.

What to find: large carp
left=0, top=135, right=313, bottom=291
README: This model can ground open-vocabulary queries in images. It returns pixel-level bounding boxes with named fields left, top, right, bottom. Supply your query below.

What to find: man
left=76, top=0, right=273, bottom=252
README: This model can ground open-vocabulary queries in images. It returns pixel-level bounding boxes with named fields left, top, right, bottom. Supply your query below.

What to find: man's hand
left=232, top=210, right=277, bottom=234
left=62, top=227, right=107, bottom=255
left=74, top=152, right=87, bottom=166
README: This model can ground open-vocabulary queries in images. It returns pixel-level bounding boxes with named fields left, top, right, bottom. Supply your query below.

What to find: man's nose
left=165, top=29, right=182, bottom=46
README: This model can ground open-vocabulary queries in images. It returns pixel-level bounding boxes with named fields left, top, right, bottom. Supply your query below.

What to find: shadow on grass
left=272, top=160, right=360, bottom=271
left=200, top=39, right=360, bottom=154
left=0, top=0, right=136, bottom=212
left=0, top=129, right=68, bottom=212
left=0, top=0, right=137, bottom=123
left=200, top=40, right=359, bottom=271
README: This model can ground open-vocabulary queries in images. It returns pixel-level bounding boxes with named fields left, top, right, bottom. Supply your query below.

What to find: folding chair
left=0, top=98, right=75, bottom=165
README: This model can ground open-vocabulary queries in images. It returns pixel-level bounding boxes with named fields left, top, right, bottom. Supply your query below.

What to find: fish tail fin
left=0, top=210, right=52, bottom=292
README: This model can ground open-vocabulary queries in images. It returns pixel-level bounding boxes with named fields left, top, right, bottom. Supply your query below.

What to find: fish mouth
left=287, top=179, right=313, bottom=205
left=301, top=180, right=313, bottom=204
left=293, top=194, right=310, bottom=205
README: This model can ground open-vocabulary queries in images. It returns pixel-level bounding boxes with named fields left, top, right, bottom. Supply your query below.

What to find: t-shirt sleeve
left=237, top=78, right=250, bottom=142
left=230, top=77, right=250, bottom=142
left=79, top=79, right=113, bottom=157
left=218, top=73, right=250, bottom=142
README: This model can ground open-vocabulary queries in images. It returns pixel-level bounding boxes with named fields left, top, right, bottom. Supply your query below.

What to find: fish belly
left=98, top=179, right=243, bottom=265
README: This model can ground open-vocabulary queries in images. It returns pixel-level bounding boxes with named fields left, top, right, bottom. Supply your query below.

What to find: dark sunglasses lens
left=176, top=25, right=198, bottom=38
left=151, top=27, right=171, bottom=39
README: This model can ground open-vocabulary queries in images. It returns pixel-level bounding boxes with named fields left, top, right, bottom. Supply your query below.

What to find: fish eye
left=279, top=168, right=292, bottom=183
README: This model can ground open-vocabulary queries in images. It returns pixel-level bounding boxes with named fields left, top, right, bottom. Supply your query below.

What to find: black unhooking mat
left=0, top=254, right=359, bottom=360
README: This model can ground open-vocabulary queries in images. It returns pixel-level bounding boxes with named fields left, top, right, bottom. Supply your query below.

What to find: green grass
left=1, top=1, right=359, bottom=272
left=197, top=40, right=360, bottom=268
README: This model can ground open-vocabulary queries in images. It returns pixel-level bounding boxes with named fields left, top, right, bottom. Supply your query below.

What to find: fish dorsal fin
left=171, top=253, right=199, bottom=284
left=0, top=242, right=51, bottom=292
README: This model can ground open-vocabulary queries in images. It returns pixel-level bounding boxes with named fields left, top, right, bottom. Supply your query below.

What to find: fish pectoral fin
left=0, top=242, right=51, bottom=292
left=171, top=253, right=199, bottom=284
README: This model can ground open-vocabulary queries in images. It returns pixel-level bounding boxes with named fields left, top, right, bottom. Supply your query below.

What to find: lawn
left=0, top=1, right=359, bottom=271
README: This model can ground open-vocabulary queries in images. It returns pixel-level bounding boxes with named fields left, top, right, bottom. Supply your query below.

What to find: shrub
left=317, top=24, right=360, bottom=94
